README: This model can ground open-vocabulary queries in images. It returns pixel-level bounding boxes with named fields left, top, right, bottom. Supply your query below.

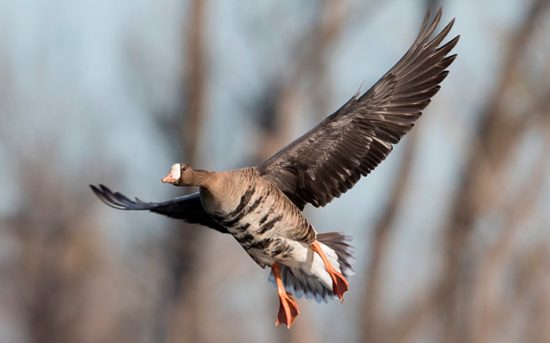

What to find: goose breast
left=200, top=168, right=316, bottom=267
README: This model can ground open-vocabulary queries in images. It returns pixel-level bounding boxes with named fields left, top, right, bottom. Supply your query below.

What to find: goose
left=91, top=9, right=458, bottom=328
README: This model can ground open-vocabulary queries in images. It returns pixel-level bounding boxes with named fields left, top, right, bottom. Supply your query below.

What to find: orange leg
left=271, top=263, right=300, bottom=328
left=310, top=240, right=349, bottom=302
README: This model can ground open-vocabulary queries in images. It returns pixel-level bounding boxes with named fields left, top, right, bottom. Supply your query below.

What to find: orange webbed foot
left=329, top=269, right=349, bottom=302
left=272, top=263, right=300, bottom=328
left=275, top=291, right=300, bottom=328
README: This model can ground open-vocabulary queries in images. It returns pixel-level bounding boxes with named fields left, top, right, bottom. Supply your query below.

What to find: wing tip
left=90, top=183, right=132, bottom=210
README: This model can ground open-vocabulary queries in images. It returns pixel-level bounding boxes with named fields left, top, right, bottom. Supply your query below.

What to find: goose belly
left=228, top=214, right=296, bottom=267
left=208, top=185, right=314, bottom=267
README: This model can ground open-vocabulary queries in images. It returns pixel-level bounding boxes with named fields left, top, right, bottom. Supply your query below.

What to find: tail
left=317, top=232, right=354, bottom=276
left=269, top=232, right=354, bottom=302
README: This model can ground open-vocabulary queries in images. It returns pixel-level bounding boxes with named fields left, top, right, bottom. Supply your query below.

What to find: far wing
left=90, top=184, right=228, bottom=234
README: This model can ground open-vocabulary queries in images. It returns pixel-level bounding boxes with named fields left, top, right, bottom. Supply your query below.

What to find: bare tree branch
left=471, top=125, right=550, bottom=343
left=434, top=1, right=550, bottom=341
left=181, top=0, right=207, bottom=163
left=4, top=150, right=103, bottom=343
left=360, top=129, right=420, bottom=343
left=153, top=1, right=211, bottom=342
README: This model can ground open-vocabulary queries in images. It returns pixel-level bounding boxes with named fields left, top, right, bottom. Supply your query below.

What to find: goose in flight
left=91, top=9, right=458, bottom=328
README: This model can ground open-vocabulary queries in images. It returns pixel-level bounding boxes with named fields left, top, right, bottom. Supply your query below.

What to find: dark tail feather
left=317, top=232, right=355, bottom=277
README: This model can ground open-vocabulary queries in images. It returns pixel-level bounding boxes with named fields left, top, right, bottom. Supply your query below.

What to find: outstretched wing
left=257, top=9, right=459, bottom=208
left=90, top=184, right=228, bottom=234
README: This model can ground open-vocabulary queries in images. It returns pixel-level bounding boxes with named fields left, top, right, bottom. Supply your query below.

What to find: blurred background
left=1, top=0, right=549, bottom=342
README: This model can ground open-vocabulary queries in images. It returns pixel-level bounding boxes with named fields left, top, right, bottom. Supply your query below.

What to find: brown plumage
left=91, top=9, right=458, bottom=328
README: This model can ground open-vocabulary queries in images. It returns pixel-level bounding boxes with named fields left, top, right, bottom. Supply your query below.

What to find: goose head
left=161, top=163, right=197, bottom=186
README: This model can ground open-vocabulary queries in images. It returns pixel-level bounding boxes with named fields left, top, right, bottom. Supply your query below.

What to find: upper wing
left=90, top=184, right=228, bottom=234
left=256, top=9, right=459, bottom=209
